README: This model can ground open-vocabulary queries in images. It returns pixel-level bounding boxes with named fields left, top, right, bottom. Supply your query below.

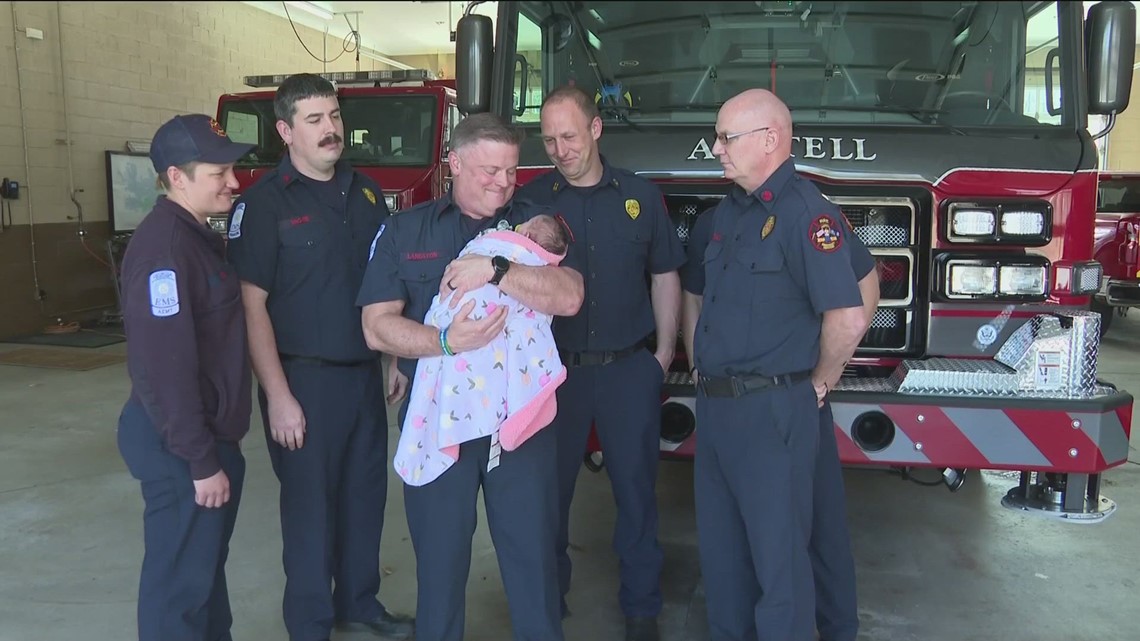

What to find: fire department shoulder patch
left=761, top=215, right=776, bottom=240
left=808, top=215, right=842, bottom=253
left=363, top=187, right=377, bottom=205
left=625, top=199, right=640, bottom=220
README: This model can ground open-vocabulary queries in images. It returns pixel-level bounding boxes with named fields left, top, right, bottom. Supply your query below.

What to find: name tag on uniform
left=149, top=270, right=180, bottom=317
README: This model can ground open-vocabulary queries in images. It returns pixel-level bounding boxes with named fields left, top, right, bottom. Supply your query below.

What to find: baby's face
left=515, top=217, right=552, bottom=243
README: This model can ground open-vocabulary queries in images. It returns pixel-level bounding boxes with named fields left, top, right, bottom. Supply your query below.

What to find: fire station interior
left=3, top=2, right=1140, bottom=640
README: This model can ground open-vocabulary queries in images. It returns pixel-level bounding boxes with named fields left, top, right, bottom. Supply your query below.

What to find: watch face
left=493, top=255, right=509, bottom=271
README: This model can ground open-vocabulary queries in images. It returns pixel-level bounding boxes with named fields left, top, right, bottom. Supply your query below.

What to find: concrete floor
left=1, top=316, right=1139, bottom=641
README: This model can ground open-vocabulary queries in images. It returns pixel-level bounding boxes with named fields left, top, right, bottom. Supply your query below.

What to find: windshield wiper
left=787, top=105, right=968, bottom=136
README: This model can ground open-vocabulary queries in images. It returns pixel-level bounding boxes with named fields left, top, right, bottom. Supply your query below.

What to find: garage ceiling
left=241, top=1, right=493, bottom=58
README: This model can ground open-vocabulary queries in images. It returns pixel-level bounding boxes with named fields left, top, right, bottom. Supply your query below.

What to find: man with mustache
left=116, top=113, right=254, bottom=641
left=358, top=112, right=584, bottom=641
left=226, top=74, right=413, bottom=641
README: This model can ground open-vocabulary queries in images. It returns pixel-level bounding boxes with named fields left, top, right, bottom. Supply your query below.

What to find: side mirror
left=456, top=14, right=494, bottom=115
left=1087, top=1, right=1136, bottom=115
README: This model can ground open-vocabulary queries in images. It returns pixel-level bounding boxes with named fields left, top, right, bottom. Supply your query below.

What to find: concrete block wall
left=0, top=1, right=401, bottom=338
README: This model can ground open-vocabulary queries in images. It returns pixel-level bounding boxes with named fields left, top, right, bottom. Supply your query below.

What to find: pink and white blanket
left=395, top=229, right=568, bottom=486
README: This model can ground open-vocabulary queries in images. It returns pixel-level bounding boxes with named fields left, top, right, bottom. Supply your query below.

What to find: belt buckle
left=727, top=377, right=742, bottom=398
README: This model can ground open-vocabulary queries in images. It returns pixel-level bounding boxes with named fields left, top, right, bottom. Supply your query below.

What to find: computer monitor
left=106, top=150, right=162, bottom=234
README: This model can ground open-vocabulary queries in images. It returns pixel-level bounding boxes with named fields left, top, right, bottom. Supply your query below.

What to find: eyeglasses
left=715, top=126, right=770, bottom=146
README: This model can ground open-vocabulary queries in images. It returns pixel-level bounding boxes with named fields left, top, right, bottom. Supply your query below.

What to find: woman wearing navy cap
left=116, top=113, right=254, bottom=641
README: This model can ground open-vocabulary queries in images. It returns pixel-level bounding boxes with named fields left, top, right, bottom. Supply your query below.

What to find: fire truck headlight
left=1000, top=210, right=1046, bottom=236
left=998, top=265, right=1047, bottom=296
left=384, top=193, right=399, bottom=211
left=950, top=208, right=996, bottom=238
left=945, top=200, right=1052, bottom=245
left=948, top=263, right=998, bottom=297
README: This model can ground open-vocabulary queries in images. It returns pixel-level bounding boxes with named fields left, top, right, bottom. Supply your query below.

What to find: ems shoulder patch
left=368, top=224, right=386, bottom=261
left=808, top=215, right=842, bottom=253
left=228, top=203, right=245, bottom=239
left=149, top=270, right=180, bottom=317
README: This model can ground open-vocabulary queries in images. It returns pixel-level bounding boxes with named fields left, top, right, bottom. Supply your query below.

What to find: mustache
left=319, top=134, right=343, bottom=147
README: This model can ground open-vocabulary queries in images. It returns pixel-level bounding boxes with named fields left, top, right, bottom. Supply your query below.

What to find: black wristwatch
left=490, top=255, right=511, bottom=285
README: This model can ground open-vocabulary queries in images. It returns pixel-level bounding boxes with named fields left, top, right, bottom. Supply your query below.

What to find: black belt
left=559, top=339, right=648, bottom=367
left=697, top=371, right=812, bottom=398
left=278, top=354, right=374, bottom=368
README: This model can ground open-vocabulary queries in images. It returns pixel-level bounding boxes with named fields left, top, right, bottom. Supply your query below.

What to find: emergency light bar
left=243, top=69, right=436, bottom=88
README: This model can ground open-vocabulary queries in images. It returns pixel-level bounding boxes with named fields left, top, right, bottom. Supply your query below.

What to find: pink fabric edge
left=484, top=229, right=565, bottom=266
left=499, top=366, right=568, bottom=451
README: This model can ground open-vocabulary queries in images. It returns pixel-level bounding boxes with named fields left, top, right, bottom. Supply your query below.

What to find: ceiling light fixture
left=286, top=1, right=334, bottom=21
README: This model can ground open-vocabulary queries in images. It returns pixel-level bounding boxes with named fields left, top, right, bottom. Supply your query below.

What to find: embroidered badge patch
left=762, top=215, right=776, bottom=240
left=209, top=119, right=226, bottom=137
left=368, top=224, right=386, bottom=261
left=625, top=199, right=640, bottom=220
left=149, top=270, right=180, bottom=317
left=228, top=203, right=245, bottom=239
left=363, top=187, right=377, bottom=205
left=808, top=215, right=842, bottom=253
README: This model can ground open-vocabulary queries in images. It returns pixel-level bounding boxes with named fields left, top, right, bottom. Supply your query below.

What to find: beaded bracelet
left=439, top=329, right=455, bottom=357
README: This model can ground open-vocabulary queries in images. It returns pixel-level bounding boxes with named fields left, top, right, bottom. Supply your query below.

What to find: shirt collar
left=433, top=187, right=518, bottom=224
left=277, top=153, right=355, bottom=191
left=549, top=155, right=620, bottom=195
left=155, top=196, right=223, bottom=245
left=730, top=157, right=798, bottom=212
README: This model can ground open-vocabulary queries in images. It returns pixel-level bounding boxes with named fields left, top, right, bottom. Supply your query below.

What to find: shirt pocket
left=734, top=245, right=797, bottom=301
left=397, top=257, right=449, bottom=309
left=610, top=215, right=651, bottom=266
left=278, top=219, right=331, bottom=276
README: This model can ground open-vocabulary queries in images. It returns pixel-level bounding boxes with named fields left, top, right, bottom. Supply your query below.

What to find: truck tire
left=1092, top=298, right=1114, bottom=338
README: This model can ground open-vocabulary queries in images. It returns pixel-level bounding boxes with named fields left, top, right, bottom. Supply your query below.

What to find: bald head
left=714, top=89, right=794, bottom=193
left=723, top=89, right=792, bottom=152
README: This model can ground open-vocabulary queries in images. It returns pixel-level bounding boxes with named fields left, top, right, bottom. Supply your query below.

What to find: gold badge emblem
left=762, top=215, right=776, bottom=240
left=625, top=199, right=640, bottom=220
left=363, top=187, right=377, bottom=205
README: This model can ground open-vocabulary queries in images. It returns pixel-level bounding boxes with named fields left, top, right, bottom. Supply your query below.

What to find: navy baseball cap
left=150, top=114, right=255, bottom=173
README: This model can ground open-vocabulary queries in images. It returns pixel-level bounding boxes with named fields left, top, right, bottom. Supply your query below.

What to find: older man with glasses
left=679, top=89, right=872, bottom=641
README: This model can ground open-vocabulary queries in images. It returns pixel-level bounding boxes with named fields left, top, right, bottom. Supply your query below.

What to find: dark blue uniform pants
left=550, top=348, right=664, bottom=618
left=258, top=359, right=388, bottom=641
left=811, top=402, right=858, bottom=641
left=118, top=400, right=246, bottom=641
left=694, top=379, right=819, bottom=641
left=401, top=409, right=563, bottom=641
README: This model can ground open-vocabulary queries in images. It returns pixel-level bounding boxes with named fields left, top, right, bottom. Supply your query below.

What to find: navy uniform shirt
left=226, top=155, right=389, bottom=362
left=516, top=161, right=686, bottom=352
left=678, top=159, right=864, bottom=377
left=120, top=197, right=252, bottom=480
left=355, top=191, right=544, bottom=382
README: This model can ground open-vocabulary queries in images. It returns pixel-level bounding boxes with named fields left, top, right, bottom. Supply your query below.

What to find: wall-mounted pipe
left=10, top=1, right=45, bottom=306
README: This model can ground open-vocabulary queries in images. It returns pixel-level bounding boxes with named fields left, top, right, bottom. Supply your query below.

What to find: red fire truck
left=455, top=0, right=1137, bottom=521
left=215, top=68, right=460, bottom=213
left=1093, top=171, right=1140, bottom=335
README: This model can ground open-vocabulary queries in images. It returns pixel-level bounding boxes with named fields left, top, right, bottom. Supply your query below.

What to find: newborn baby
left=394, top=213, right=572, bottom=486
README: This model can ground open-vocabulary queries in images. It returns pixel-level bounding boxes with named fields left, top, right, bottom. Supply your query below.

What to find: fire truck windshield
left=514, top=1, right=1070, bottom=129
left=219, top=94, right=439, bottom=168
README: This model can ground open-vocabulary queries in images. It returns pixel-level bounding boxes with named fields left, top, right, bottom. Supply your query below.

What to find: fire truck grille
left=664, top=193, right=921, bottom=355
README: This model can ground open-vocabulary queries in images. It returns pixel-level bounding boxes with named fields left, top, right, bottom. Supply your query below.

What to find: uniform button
left=590, top=301, right=597, bottom=307
left=307, top=240, right=314, bottom=246
left=590, top=330, right=596, bottom=336
left=587, top=217, right=592, bottom=223
left=722, top=265, right=727, bottom=271
left=590, top=244, right=596, bottom=251
left=591, top=272, right=597, bottom=279
left=711, top=296, right=717, bottom=302
left=735, top=234, right=741, bottom=241
left=703, top=325, right=709, bottom=333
